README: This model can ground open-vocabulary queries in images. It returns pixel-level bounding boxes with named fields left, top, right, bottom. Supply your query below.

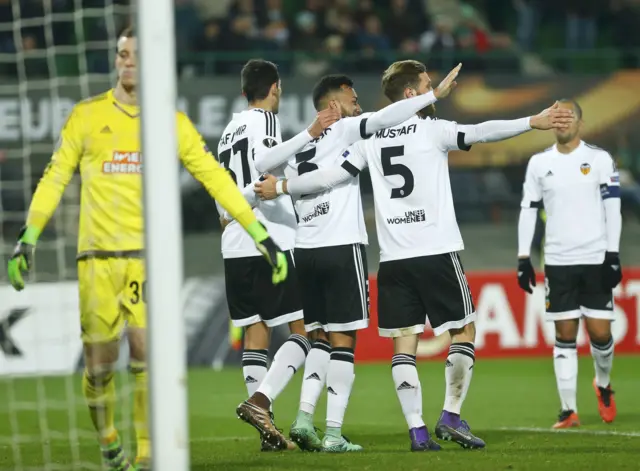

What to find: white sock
left=391, top=354, right=424, bottom=429
left=242, top=349, right=268, bottom=397
left=257, top=334, right=311, bottom=402
left=299, top=339, right=331, bottom=415
left=554, top=339, right=578, bottom=412
left=443, top=342, right=475, bottom=415
left=591, top=336, right=614, bottom=388
left=326, top=347, right=355, bottom=429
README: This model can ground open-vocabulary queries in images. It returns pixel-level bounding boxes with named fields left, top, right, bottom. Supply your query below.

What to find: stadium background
left=0, top=1, right=639, bottom=469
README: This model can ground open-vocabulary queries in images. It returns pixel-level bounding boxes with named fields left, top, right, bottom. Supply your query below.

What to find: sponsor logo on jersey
left=386, top=209, right=426, bottom=225
left=580, top=163, right=591, bottom=175
left=103, top=151, right=142, bottom=174
left=300, top=201, right=330, bottom=223
left=545, top=170, right=553, bottom=177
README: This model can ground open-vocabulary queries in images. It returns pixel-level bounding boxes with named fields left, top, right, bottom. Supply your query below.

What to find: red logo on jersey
left=103, top=151, right=142, bottom=174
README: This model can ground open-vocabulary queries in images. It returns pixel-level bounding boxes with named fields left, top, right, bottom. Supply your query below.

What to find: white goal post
left=137, top=0, right=190, bottom=470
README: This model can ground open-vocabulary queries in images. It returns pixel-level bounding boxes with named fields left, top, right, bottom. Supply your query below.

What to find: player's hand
left=433, top=63, right=462, bottom=99
left=254, top=174, right=280, bottom=201
left=7, top=226, right=36, bottom=291
left=517, top=257, right=536, bottom=294
left=602, top=251, right=622, bottom=289
left=530, top=101, right=574, bottom=130
left=308, top=107, right=341, bottom=138
left=252, top=222, right=288, bottom=284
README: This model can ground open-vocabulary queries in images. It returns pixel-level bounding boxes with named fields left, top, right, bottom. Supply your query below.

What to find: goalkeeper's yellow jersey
left=27, top=89, right=256, bottom=255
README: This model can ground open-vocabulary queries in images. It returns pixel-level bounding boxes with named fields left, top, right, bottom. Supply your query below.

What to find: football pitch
left=1, top=356, right=638, bottom=470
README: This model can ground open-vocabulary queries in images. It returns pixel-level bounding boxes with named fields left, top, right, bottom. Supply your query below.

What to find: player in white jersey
left=219, top=60, right=340, bottom=451
left=242, top=65, right=462, bottom=453
left=517, top=99, right=622, bottom=429
left=256, top=60, right=574, bottom=451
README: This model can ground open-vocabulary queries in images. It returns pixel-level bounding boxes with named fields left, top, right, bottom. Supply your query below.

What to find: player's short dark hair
left=241, top=59, right=280, bottom=103
left=557, top=98, right=583, bottom=120
left=382, top=60, right=427, bottom=102
left=312, top=74, right=354, bottom=110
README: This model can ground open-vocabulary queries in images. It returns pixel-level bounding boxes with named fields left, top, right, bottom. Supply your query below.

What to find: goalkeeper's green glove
left=7, top=226, right=39, bottom=291
left=247, top=221, right=288, bottom=285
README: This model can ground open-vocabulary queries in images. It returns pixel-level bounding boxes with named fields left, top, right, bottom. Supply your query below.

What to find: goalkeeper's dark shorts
left=224, top=250, right=303, bottom=328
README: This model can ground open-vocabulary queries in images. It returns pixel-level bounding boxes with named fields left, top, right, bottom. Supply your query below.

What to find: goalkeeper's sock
left=299, top=339, right=331, bottom=415
left=242, top=349, right=268, bottom=397
left=82, top=368, right=117, bottom=441
left=131, top=362, right=150, bottom=464
left=254, top=334, right=311, bottom=406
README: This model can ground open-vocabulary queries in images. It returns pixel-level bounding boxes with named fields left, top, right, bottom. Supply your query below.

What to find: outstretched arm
left=343, top=63, right=461, bottom=142
left=451, top=102, right=574, bottom=151
left=255, top=147, right=367, bottom=200
left=254, top=108, right=341, bottom=173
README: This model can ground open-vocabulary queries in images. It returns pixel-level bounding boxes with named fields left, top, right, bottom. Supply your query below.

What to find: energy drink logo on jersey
left=103, top=151, right=142, bottom=174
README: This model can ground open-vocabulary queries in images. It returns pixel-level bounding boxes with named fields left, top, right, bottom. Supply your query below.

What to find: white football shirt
left=284, top=114, right=372, bottom=249
left=521, top=141, right=620, bottom=265
left=217, top=109, right=296, bottom=259
left=342, top=115, right=471, bottom=262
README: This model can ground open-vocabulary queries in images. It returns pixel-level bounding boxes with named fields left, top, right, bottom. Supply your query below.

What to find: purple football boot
left=435, top=411, right=485, bottom=449
left=409, top=426, right=441, bottom=452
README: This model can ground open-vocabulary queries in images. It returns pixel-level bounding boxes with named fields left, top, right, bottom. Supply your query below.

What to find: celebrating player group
left=6, top=24, right=621, bottom=467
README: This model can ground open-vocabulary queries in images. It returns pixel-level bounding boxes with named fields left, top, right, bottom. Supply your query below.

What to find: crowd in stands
left=0, top=0, right=639, bottom=78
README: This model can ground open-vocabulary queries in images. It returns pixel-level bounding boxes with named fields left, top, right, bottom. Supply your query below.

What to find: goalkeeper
left=6, top=27, right=286, bottom=471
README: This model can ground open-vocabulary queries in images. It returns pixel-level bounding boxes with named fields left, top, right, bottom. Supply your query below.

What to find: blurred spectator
left=175, top=0, right=202, bottom=53
left=357, top=14, right=391, bottom=72
left=292, top=11, right=320, bottom=52
left=611, top=0, right=640, bottom=68
left=513, top=0, right=539, bottom=52
left=262, top=0, right=289, bottom=50
left=386, top=0, right=429, bottom=49
left=419, top=15, right=457, bottom=68
left=564, top=0, right=600, bottom=50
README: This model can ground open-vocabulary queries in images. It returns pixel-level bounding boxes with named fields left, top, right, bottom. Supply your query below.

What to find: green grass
left=1, top=356, right=639, bottom=470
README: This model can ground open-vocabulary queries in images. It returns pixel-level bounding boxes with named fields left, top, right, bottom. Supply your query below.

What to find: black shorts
left=295, top=244, right=369, bottom=332
left=377, top=252, right=476, bottom=337
left=224, top=250, right=303, bottom=327
left=545, top=264, right=614, bottom=320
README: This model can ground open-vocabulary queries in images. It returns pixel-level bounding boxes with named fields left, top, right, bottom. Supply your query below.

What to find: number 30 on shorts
left=129, top=280, right=147, bottom=304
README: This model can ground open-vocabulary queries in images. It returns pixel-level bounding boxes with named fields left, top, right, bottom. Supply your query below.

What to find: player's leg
left=377, top=257, right=440, bottom=452
left=122, top=259, right=150, bottom=470
left=78, top=258, right=131, bottom=470
left=290, top=328, right=330, bottom=451
left=242, top=322, right=270, bottom=398
left=580, top=264, right=617, bottom=423
left=247, top=250, right=310, bottom=409
left=546, top=265, right=582, bottom=428
left=236, top=251, right=308, bottom=450
left=422, top=253, right=483, bottom=449
left=224, top=257, right=270, bottom=397
left=289, top=248, right=330, bottom=451
left=322, top=244, right=369, bottom=453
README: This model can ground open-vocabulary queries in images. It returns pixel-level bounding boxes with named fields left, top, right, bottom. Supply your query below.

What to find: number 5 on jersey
left=381, top=145, right=414, bottom=198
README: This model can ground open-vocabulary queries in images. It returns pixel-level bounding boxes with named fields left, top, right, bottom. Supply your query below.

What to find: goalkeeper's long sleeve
left=26, top=108, right=83, bottom=236
left=177, top=113, right=257, bottom=232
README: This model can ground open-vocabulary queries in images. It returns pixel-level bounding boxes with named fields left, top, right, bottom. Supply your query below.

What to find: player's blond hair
left=381, top=60, right=427, bottom=103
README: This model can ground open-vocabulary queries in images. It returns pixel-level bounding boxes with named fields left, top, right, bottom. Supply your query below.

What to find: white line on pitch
left=498, top=426, right=640, bottom=437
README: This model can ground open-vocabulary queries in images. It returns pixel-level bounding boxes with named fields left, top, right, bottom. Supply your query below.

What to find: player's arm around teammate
left=517, top=99, right=621, bottom=428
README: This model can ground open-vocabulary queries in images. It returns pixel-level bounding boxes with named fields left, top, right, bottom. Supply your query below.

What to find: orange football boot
left=552, top=410, right=580, bottom=429
left=593, top=379, right=617, bottom=423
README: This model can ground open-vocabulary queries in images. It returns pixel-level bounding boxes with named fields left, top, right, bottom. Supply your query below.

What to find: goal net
left=0, top=1, right=135, bottom=469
